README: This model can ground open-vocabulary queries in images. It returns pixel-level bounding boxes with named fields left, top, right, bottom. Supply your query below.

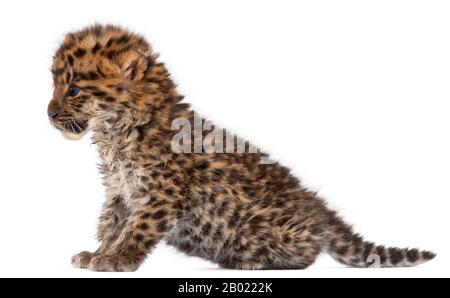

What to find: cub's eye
left=68, top=86, right=80, bottom=97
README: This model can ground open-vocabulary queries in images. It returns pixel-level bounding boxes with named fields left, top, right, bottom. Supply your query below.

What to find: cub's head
left=48, top=25, right=155, bottom=140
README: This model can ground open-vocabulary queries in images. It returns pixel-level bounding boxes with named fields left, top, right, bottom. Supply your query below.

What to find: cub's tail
left=324, top=215, right=436, bottom=268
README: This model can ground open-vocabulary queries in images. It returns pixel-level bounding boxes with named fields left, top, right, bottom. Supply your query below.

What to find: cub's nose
left=48, top=108, right=61, bottom=119
left=47, top=102, right=61, bottom=119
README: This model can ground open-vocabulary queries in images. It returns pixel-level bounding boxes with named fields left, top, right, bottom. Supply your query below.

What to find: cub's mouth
left=63, top=119, right=88, bottom=134
left=48, top=101, right=89, bottom=140
left=51, top=118, right=89, bottom=140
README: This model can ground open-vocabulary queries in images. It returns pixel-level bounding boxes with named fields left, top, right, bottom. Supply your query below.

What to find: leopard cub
left=48, top=25, right=435, bottom=271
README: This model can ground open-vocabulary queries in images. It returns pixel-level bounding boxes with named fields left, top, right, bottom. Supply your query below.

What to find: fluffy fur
left=48, top=25, right=435, bottom=271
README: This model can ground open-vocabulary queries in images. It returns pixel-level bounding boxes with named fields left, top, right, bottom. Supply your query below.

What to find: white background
left=0, top=0, right=448, bottom=278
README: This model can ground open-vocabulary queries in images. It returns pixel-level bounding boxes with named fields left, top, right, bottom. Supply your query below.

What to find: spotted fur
left=48, top=25, right=435, bottom=271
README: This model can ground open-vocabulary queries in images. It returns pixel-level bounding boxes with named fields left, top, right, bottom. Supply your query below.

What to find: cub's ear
left=114, top=48, right=152, bottom=83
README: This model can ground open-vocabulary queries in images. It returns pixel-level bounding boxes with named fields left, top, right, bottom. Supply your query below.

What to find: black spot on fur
left=217, top=201, right=228, bottom=217
left=164, top=188, right=174, bottom=196
left=144, top=239, right=157, bottom=249
left=134, top=233, right=144, bottom=242
left=67, top=55, right=74, bottom=66
left=255, top=246, right=270, bottom=258
left=375, top=245, right=387, bottom=264
left=152, top=209, right=167, bottom=220
left=388, top=248, right=404, bottom=265
left=336, top=245, right=349, bottom=256
left=201, top=222, right=212, bottom=236
left=422, top=251, right=436, bottom=260
left=93, top=91, right=107, bottom=98
left=140, top=212, right=151, bottom=220
left=157, top=220, right=168, bottom=232
left=91, top=42, right=101, bottom=54
left=194, top=160, right=210, bottom=170
left=213, top=227, right=223, bottom=241
left=406, top=249, right=419, bottom=263
left=117, top=34, right=130, bottom=45
left=74, top=48, right=86, bottom=58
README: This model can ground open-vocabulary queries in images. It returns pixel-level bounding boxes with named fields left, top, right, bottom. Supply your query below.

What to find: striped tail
left=325, top=214, right=436, bottom=268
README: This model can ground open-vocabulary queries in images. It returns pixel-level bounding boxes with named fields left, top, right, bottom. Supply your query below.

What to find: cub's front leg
left=71, top=194, right=130, bottom=269
left=88, top=191, right=176, bottom=272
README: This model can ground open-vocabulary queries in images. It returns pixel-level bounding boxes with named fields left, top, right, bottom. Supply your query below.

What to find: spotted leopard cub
left=48, top=25, right=435, bottom=272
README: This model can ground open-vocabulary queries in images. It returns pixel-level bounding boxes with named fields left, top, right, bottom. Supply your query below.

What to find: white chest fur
left=95, top=131, right=147, bottom=209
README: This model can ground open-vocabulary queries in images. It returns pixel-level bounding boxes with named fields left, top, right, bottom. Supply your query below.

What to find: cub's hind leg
left=219, top=215, right=323, bottom=270
left=71, top=195, right=130, bottom=269
left=218, top=242, right=321, bottom=270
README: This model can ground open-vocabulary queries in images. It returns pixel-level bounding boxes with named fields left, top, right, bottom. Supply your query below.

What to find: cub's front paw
left=71, top=251, right=96, bottom=269
left=88, top=254, right=142, bottom=272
